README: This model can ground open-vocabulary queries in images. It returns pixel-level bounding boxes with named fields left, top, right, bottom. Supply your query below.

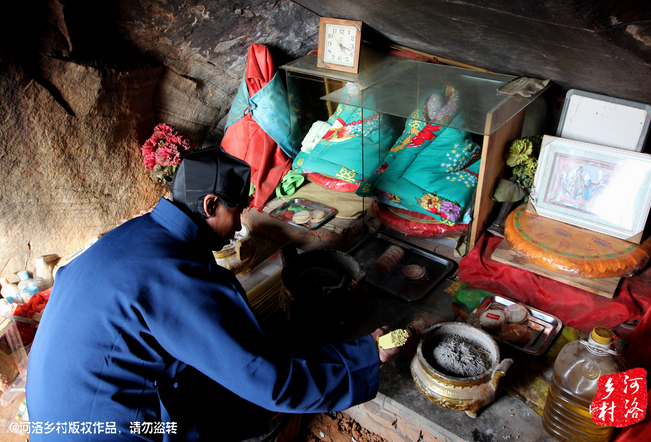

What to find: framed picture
left=530, top=136, right=651, bottom=242
left=317, top=18, right=362, bottom=73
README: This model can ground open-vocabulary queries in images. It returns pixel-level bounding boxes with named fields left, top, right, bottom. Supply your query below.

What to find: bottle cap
left=592, top=327, right=614, bottom=344
left=0, top=277, right=9, bottom=286
left=17, top=270, right=29, bottom=281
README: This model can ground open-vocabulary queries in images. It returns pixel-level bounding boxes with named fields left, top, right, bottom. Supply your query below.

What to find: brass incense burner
left=410, top=322, right=513, bottom=418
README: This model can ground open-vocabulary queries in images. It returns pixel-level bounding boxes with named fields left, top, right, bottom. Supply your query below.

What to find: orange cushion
left=504, top=205, right=651, bottom=278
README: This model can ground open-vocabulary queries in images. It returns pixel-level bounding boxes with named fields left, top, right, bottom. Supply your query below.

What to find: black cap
left=171, top=146, right=251, bottom=209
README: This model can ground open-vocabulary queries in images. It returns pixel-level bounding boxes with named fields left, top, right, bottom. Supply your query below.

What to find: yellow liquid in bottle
left=542, top=374, right=614, bottom=442
left=541, top=328, right=629, bottom=442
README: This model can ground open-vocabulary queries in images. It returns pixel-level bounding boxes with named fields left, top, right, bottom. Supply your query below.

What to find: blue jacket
left=26, top=198, right=380, bottom=441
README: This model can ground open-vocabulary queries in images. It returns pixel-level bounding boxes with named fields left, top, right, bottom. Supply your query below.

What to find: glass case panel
left=283, top=47, right=414, bottom=153
left=281, top=48, right=547, bottom=250
left=282, top=45, right=412, bottom=87
left=284, top=69, right=404, bottom=193
left=329, top=60, right=544, bottom=136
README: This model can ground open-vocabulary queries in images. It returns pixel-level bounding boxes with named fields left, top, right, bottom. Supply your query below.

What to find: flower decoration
left=505, top=139, right=533, bottom=168
left=493, top=135, right=542, bottom=203
left=141, top=123, right=195, bottom=183
left=509, top=135, right=542, bottom=195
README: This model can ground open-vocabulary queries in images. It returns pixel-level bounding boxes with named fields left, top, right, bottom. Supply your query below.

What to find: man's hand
left=371, top=326, right=402, bottom=364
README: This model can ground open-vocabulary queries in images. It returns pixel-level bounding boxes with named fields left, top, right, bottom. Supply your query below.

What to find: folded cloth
left=457, top=232, right=651, bottom=332
left=356, top=86, right=480, bottom=225
left=292, top=83, right=398, bottom=188
left=221, top=44, right=293, bottom=211
left=497, top=77, right=550, bottom=98
left=301, top=121, right=331, bottom=154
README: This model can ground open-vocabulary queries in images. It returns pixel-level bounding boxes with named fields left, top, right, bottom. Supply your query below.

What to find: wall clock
left=317, top=18, right=362, bottom=73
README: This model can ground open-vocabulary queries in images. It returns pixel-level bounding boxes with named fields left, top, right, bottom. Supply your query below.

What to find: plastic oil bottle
left=541, top=327, right=629, bottom=442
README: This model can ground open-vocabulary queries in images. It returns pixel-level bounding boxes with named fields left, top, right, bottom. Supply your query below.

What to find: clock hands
left=336, top=38, right=352, bottom=54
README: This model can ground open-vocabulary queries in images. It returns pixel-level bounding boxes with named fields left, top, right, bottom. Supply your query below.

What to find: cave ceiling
left=293, top=0, right=651, bottom=105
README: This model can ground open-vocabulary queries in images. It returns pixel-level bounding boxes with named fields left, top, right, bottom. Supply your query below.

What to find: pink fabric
left=457, top=233, right=651, bottom=333
left=373, top=200, right=468, bottom=238
left=307, top=172, right=359, bottom=192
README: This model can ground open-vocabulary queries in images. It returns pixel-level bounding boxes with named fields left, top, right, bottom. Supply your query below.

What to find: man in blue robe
left=26, top=146, right=396, bottom=441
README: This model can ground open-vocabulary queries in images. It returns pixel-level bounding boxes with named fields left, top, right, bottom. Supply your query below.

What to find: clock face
left=324, top=24, right=357, bottom=67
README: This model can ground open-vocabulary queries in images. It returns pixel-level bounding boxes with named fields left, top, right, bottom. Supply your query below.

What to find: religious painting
left=530, top=136, right=651, bottom=242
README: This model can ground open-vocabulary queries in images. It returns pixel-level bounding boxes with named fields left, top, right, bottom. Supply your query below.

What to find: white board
left=557, top=89, right=651, bottom=152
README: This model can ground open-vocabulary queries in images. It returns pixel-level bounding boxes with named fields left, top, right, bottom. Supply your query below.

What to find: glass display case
left=281, top=47, right=547, bottom=252
left=282, top=46, right=409, bottom=159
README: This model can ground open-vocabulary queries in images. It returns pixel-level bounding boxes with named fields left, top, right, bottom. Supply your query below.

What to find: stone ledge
left=242, top=197, right=366, bottom=253
left=344, top=399, right=449, bottom=442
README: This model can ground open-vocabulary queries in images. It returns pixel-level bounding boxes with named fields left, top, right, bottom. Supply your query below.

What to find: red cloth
left=457, top=233, right=651, bottom=333
left=221, top=44, right=292, bottom=211
left=13, top=287, right=51, bottom=345
left=613, top=302, right=651, bottom=441
left=459, top=233, right=651, bottom=440
left=307, top=172, right=359, bottom=192
left=373, top=200, right=468, bottom=238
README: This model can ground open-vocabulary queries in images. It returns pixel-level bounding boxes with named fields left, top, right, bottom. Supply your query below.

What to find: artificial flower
left=493, top=135, right=542, bottom=202
left=505, top=136, right=540, bottom=167
left=141, top=123, right=194, bottom=183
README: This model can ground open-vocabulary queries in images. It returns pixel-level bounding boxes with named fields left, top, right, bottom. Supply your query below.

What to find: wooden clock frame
left=317, top=17, right=362, bottom=73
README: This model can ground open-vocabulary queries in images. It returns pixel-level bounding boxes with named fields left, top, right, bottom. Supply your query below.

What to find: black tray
left=347, top=232, right=457, bottom=301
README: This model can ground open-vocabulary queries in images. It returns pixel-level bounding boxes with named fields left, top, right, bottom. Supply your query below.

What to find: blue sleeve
left=139, top=262, right=380, bottom=413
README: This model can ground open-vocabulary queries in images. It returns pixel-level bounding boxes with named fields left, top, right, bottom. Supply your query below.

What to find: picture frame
left=317, top=17, right=362, bottom=73
left=530, top=136, right=651, bottom=243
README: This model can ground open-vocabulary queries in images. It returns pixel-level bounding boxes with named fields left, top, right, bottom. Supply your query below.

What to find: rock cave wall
left=1, top=0, right=650, bottom=281
left=0, top=0, right=319, bottom=279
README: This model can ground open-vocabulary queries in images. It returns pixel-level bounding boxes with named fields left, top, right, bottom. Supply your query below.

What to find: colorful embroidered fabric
left=372, top=200, right=468, bottom=238
left=504, top=205, right=651, bottom=278
left=356, top=87, right=481, bottom=225
left=291, top=84, right=399, bottom=191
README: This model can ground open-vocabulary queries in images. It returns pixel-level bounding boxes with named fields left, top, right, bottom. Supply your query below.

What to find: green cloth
left=451, top=281, right=492, bottom=318
left=275, top=170, right=305, bottom=198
